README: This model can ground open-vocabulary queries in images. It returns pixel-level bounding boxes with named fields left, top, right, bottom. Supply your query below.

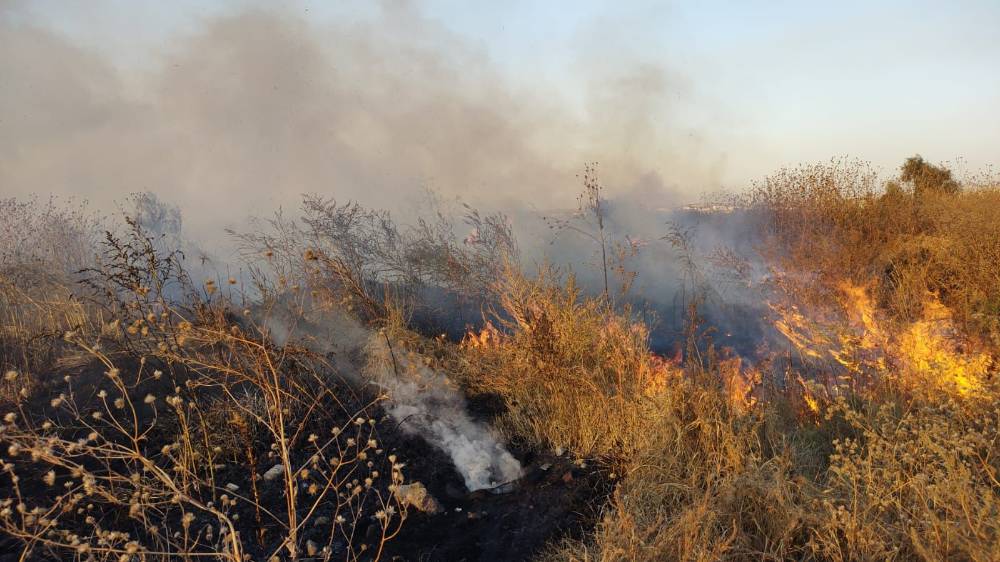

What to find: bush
left=461, top=267, right=670, bottom=459
left=544, top=381, right=813, bottom=562
left=0, top=219, right=408, bottom=561
left=809, top=393, right=1000, bottom=561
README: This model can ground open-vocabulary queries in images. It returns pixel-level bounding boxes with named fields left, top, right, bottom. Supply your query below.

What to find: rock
left=539, top=463, right=551, bottom=471
left=393, top=482, right=441, bottom=515
left=262, top=464, right=285, bottom=481
left=488, top=481, right=518, bottom=495
left=225, top=483, right=239, bottom=492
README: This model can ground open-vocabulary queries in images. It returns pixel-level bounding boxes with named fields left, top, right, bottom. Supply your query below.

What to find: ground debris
left=394, top=482, right=442, bottom=514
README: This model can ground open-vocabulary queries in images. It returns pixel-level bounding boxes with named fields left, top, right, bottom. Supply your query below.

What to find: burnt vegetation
left=2, top=155, right=1000, bottom=561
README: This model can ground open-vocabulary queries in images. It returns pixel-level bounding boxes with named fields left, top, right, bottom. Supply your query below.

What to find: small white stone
left=262, top=464, right=285, bottom=481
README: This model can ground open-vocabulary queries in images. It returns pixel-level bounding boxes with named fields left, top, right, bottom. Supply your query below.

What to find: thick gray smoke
left=3, top=0, right=766, bottom=354
left=1, top=2, right=729, bottom=245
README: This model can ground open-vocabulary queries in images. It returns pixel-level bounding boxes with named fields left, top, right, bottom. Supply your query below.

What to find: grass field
left=2, top=156, right=998, bottom=561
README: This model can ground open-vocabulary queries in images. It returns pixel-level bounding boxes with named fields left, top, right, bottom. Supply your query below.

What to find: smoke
left=1, top=2, right=730, bottom=246
left=3, top=0, right=768, bottom=353
left=502, top=186, right=769, bottom=355
left=256, top=295, right=522, bottom=492
left=367, top=336, right=523, bottom=491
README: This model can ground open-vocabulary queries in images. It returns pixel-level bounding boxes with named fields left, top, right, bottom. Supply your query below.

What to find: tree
left=900, top=155, right=960, bottom=198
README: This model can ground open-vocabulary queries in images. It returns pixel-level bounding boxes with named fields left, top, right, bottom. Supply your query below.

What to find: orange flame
left=643, top=351, right=683, bottom=397
left=896, top=296, right=990, bottom=396
left=461, top=320, right=501, bottom=350
left=771, top=281, right=991, bottom=399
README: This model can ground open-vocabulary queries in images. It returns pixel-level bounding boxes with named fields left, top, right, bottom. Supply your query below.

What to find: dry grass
left=3, top=158, right=1000, bottom=560
left=0, top=215, right=409, bottom=561
left=745, top=157, right=1000, bottom=342
left=1, top=317, right=407, bottom=561
left=496, top=157, right=1000, bottom=561
left=460, top=268, right=816, bottom=560
left=540, top=382, right=813, bottom=562
left=0, top=274, right=108, bottom=404
left=460, top=266, right=671, bottom=459
left=809, top=393, right=1000, bottom=561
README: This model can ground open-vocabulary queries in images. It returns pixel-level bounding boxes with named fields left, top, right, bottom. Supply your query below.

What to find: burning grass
left=459, top=266, right=677, bottom=460
left=533, top=158, right=1000, bottom=561
left=2, top=156, right=1000, bottom=560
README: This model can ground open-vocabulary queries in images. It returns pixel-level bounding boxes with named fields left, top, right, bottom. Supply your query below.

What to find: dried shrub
left=0, top=219, right=409, bottom=561
left=809, top=393, right=1000, bottom=561
left=461, top=266, right=670, bottom=458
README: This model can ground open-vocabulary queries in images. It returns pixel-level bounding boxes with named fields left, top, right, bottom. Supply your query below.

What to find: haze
left=2, top=0, right=998, bottom=240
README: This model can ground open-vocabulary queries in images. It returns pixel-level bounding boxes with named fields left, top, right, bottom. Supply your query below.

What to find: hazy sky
left=3, top=0, right=998, bottom=236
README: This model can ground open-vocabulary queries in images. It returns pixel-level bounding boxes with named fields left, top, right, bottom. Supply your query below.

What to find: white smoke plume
left=365, top=335, right=523, bottom=492
left=256, top=296, right=522, bottom=492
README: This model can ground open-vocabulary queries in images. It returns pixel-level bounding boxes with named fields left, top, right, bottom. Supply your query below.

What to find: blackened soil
left=0, top=350, right=614, bottom=562
left=379, top=433, right=613, bottom=562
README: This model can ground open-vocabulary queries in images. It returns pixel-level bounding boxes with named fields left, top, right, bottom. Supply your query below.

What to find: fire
left=837, top=281, right=884, bottom=348
left=769, top=302, right=835, bottom=362
left=719, top=356, right=760, bottom=414
left=896, top=296, right=991, bottom=396
left=798, top=375, right=823, bottom=415
left=644, top=351, right=683, bottom=397
left=462, top=320, right=501, bottom=350
left=770, top=280, right=992, bottom=399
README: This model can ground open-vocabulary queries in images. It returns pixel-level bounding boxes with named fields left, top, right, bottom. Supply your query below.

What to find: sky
left=2, top=0, right=998, bottom=238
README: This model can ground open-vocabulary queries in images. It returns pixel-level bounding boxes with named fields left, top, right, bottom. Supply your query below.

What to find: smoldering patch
left=365, top=334, right=524, bottom=492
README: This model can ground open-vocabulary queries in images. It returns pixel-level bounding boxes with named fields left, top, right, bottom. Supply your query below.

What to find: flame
left=896, top=295, right=991, bottom=396
left=770, top=282, right=885, bottom=368
left=719, top=356, right=759, bottom=413
left=837, top=281, right=883, bottom=348
left=770, top=303, right=832, bottom=361
left=770, top=280, right=991, bottom=399
left=644, top=352, right=683, bottom=397
left=461, top=320, right=501, bottom=350
left=802, top=392, right=820, bottom=414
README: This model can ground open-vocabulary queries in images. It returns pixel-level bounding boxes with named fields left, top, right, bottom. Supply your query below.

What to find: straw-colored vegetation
left=2, top=155, right=999, bottom=560
left=530, top=157, right=1000, bottom=561
left=1, top=212, right=406, bottom=561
